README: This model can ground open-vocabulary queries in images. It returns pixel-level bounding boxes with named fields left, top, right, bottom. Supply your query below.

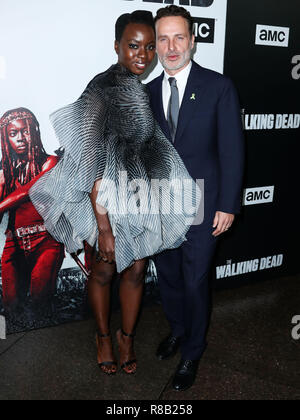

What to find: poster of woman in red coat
left=0, top=108, right=66, bottom=330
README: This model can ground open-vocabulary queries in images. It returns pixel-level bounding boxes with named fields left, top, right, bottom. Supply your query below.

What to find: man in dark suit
left=147, top=5, right=245, bottom=391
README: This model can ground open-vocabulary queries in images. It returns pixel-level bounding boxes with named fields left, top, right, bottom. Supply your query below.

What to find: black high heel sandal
left=117, top=329, right=137, bottom=375
left=96, top=331, right=117, bottom=375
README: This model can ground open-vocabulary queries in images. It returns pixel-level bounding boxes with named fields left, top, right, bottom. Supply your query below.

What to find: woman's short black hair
left=115, top=10, right=155, bottom=43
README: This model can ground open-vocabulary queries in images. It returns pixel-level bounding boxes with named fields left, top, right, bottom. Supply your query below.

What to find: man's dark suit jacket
left=147, top=61, right=245, bottom=227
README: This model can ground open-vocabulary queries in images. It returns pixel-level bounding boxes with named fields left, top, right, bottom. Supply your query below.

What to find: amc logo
left=243, top=186, right=275, bottom=206
left=255, top=25, right=290, bottom=48
left=193, top=18, right=215, bottom=43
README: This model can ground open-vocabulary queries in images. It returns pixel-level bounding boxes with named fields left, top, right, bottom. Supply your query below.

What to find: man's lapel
left=174, top=61, right=204, bottom=145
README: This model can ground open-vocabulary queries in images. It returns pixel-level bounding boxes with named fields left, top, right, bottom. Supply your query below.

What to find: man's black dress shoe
left=172, top=359, right=199, bottom=392
left=156, top=335, right=181, bottom=360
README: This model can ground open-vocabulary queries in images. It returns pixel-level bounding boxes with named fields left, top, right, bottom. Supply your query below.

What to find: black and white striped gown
left=29, top=64, right=201, bottom=273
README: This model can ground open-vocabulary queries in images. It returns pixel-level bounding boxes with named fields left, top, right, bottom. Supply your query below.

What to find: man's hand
left=213, top=211, right=235, bottom=237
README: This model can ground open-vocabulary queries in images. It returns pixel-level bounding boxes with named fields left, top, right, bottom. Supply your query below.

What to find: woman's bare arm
left=89, top=180, right=115, bottom=263
left=0, top=155, right=59, bottom=214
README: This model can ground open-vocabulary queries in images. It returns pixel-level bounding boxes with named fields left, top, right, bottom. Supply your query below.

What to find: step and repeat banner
left=0, top=0, right=298, bottom=334
left=215, top=0, right=299, bottom=288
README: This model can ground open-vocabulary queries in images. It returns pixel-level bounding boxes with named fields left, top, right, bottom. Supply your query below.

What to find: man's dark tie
left=167, top=77, right=179, bottom=142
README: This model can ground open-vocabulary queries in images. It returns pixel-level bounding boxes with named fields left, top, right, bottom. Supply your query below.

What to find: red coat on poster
left=0, top=108, right=65, bottom=312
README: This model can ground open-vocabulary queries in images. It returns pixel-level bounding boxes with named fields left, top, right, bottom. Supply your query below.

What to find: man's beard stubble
left=158, top=43, right=193, bottom=72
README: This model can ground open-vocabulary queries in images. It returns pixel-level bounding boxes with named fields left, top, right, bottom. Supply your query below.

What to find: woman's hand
left=98, top=229, right=116, bottom=264
left=90, top=179, right=116, bottom=264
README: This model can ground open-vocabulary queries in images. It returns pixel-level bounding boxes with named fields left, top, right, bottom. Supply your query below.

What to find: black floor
left=0, top=275, right=299, bottom=400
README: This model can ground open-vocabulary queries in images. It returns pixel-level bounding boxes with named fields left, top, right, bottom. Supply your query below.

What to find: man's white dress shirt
left=162, top=61, right=192, bottom=119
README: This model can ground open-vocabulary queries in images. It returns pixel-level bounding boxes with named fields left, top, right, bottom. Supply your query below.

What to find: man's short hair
left=154, top=5, right=194, bottom=37
left=115, top=10, right=155, bottom=43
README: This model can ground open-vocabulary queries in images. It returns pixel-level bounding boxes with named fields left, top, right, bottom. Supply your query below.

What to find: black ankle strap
left=121, top=329, right=136, bottom=338
left=97, top=330, right=111, bottom=338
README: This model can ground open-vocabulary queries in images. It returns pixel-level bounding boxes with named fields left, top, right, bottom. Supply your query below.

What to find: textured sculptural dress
left=29, top=64, right=201, bottom=273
